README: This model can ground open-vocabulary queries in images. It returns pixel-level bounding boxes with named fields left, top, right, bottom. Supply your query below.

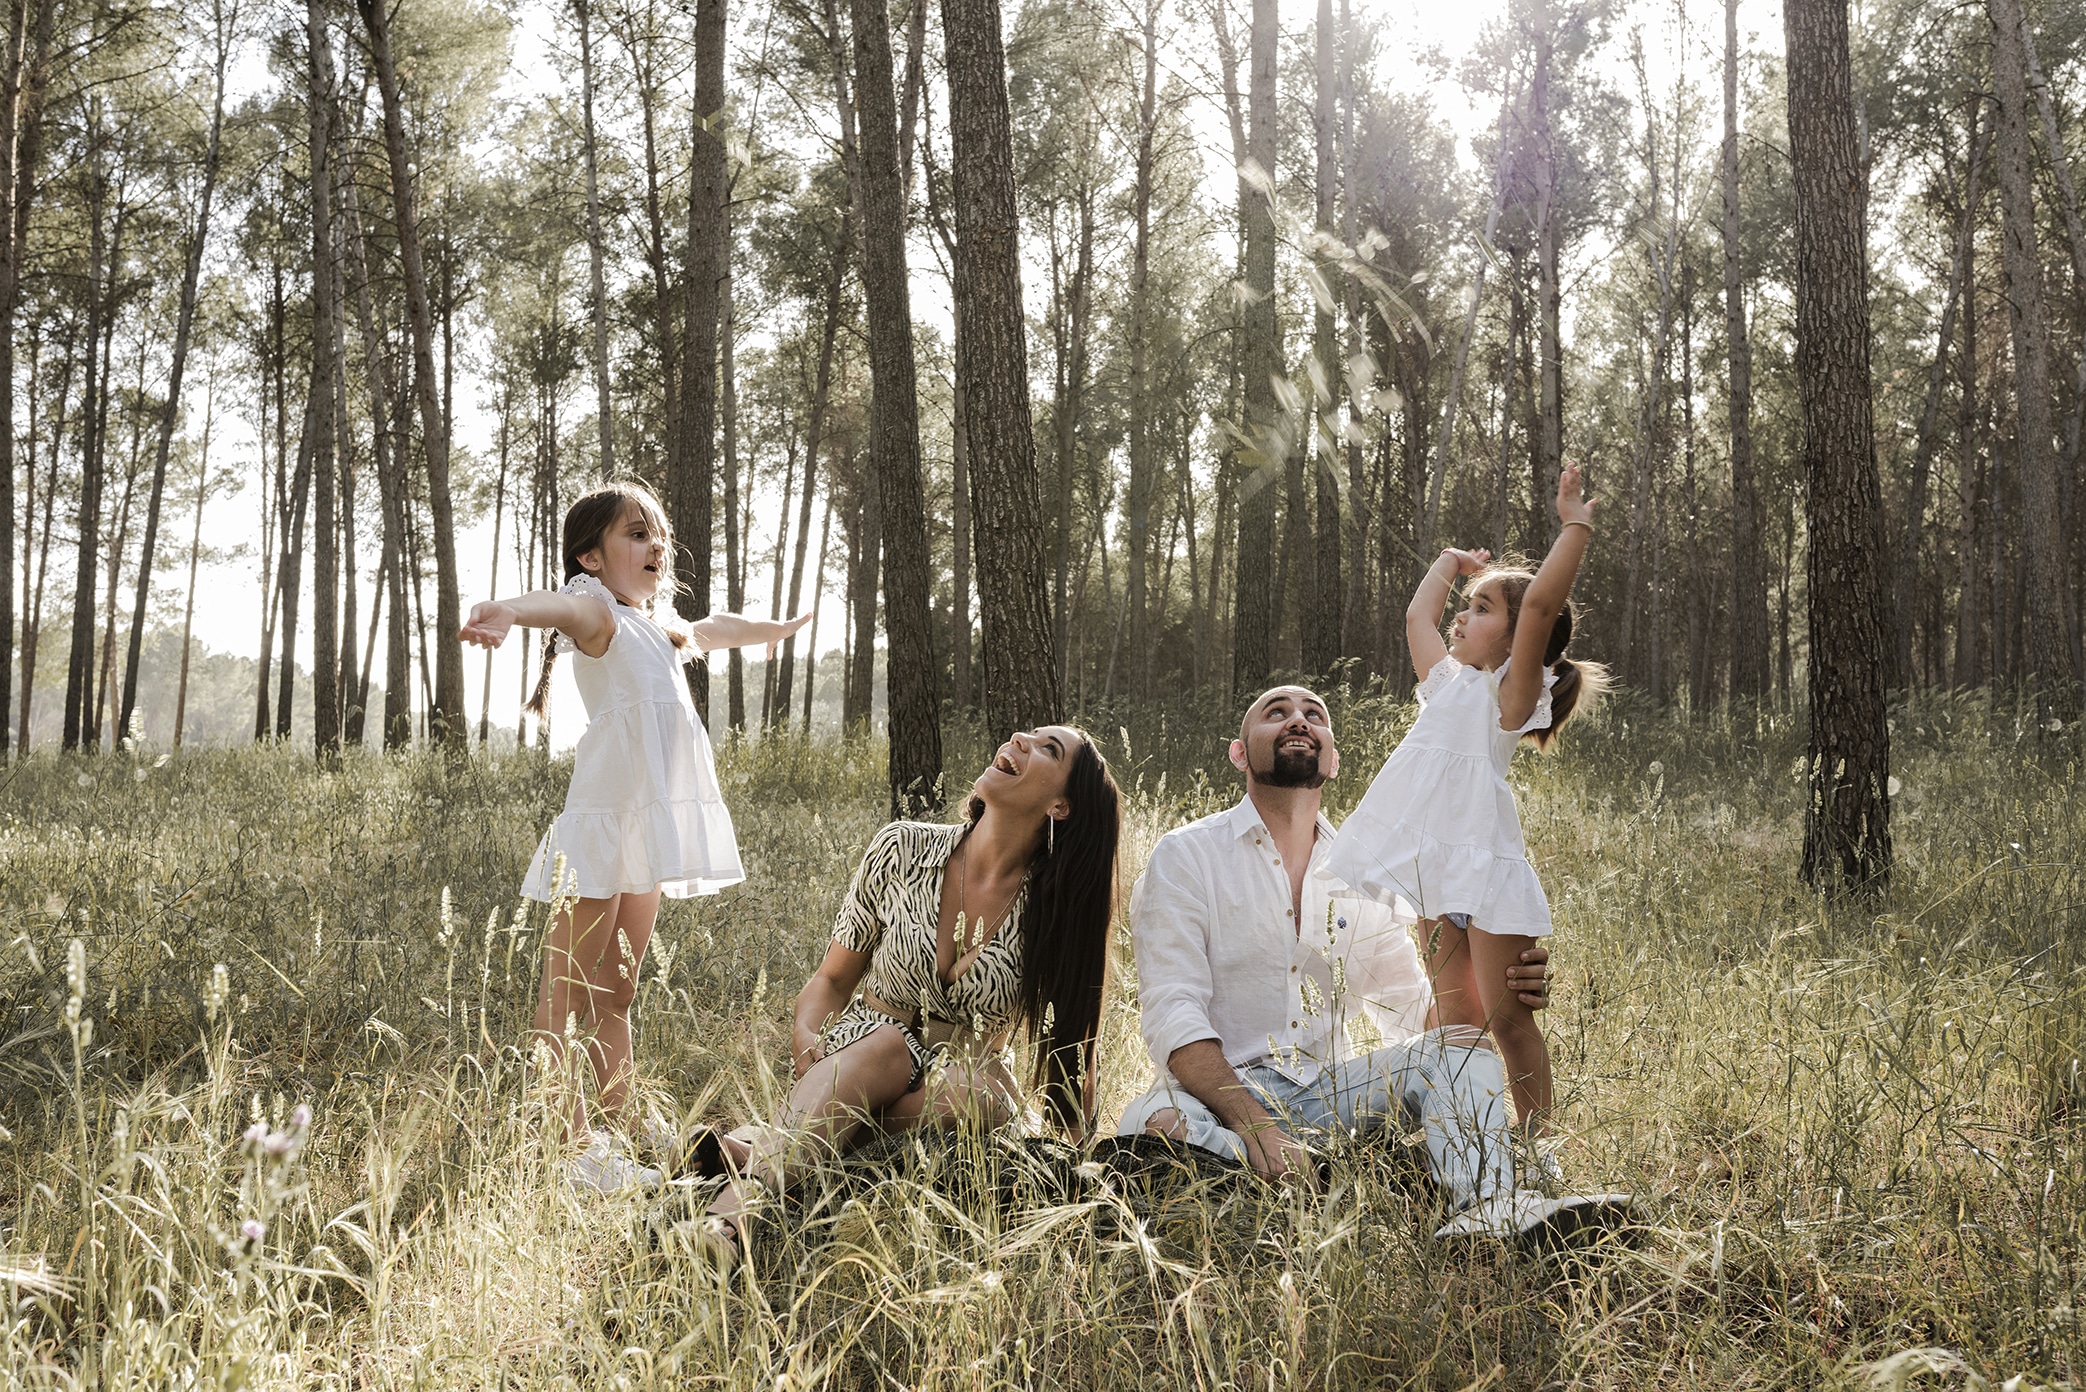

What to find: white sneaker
left=568, top=1132, right=663, bottom=1194
left=1432, top=1189, right=1633, bottom=1243
left=1522, top=1144, right=1566, bottom=1192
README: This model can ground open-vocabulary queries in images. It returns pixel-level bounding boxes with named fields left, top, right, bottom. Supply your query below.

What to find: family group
left=456, top=464, right=1629, bottom=1271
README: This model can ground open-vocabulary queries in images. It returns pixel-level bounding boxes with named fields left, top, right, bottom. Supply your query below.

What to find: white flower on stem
left=291, top=1103, right=312, bottom=1129
left=240, top=1219, right=265, bottom=1243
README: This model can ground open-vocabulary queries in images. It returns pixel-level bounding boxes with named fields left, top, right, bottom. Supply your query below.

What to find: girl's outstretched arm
left=459, top=590, right=616, bottom=658
left=1406, top=546, right=1490, bottom=683
left=691, top=610, right=812, bottom=658
left=1498, top=463, right=1596, bottom=727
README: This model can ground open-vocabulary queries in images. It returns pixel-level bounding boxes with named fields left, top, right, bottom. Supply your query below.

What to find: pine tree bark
left=1785, top=0, right=1891, bottom=892
left=574, top=0, right=615, bottom=476
left=776, top=229, right=845, bottom=727
left=1228, top=0, right=1279, bottom=693
left=1125, top=0, right=1158, bottom=700
left=674, top=0, right=727, bottom=721
left=0, top=0, right=54, bottom=756
left=1303, top=0, right=1340, bottom=677
left=342, top=140, right=414, bottom=748
left=851, top=0, right=940, bottom=811
left=303, top=0, right=340, bottom=756
left=356, top=0, right=467, bottom=745
left=1896, top=113, right=1985, bottom=687
left=1723, top=0, right=1769, bottom=700
left=1987, top=0, right=2077, bottom=708
left=1529, top=9, right=1563, bottom=551
left=62, top=113, right=111, bottom=752
left=943, top=0, right=1061, bottom=736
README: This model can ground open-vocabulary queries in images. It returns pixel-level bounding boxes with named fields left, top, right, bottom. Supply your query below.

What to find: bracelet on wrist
left=1561, top=519, right=1594, bottom=536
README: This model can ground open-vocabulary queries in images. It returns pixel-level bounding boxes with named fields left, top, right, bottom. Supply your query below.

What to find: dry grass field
left=2, top=690, right=2082, bottom=1388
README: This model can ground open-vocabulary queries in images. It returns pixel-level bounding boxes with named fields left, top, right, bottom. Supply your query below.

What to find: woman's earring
left=1047, top=815, right=1056, bottom=856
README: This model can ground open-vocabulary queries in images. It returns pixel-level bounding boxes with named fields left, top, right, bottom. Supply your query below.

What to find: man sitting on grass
left=1116, top=685, right=1631, bottom=1241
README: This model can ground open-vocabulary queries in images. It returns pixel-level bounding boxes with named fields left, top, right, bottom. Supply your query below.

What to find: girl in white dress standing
left=461, top=481, right=808, bottom=1191
left=1326, top=464, right=1606, bottom=1137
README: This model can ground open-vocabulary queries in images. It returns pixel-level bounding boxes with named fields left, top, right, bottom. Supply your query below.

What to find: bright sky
left=162, top=0, right=1784, bottom=750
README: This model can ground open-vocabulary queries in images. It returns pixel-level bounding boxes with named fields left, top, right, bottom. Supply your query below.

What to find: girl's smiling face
left=578, top=501, right=669, bottom=606
left=1448, top=579, right=1514, bottom=669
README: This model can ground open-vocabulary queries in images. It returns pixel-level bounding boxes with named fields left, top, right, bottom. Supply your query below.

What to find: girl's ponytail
left=1528, top=601, right=1609, bottom=749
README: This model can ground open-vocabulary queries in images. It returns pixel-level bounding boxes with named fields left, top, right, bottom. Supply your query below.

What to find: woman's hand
left=459, top=601, right=516, bottom=650
left=1555, top=462, right=1597, bottom=530
left=1441, top=546, right=1491, bottom=577
left=791, top=1026, right=823, bottom=1080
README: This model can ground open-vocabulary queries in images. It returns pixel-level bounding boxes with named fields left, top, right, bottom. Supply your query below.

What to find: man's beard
left=1258, top=745, right=1328, bottom=789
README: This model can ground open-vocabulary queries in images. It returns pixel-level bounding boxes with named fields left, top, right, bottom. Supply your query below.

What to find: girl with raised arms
left=460, top=480, right=808, bottom=1192
left=1326, top=463, right=1608, bottom=1145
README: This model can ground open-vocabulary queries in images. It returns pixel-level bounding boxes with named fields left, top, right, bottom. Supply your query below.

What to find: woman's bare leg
left=1466, top=927, right=1553, bottom=1131
left=879, top=1058, right=1021, bottom=1134
left=704, top=1025, right=917, bottom=1244
left=533, top=893, right=622, bottom=1142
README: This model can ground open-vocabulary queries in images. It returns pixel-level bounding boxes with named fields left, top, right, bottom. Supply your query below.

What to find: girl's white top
left=1324, top=655, right=1557, bottom=937
left=521, top=573, right=745, bottom=901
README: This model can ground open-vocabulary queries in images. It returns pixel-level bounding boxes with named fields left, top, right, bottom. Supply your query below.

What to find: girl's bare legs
left=532, top=889, right=662, bottom=1140
left=704, top=1024, right=916, bottom=1242
left=1432, top=917, right=1553, bottom=1132
left=1464, top=927, right=1553, bottom=1130
left=572, top=888, right=661, bottom=1123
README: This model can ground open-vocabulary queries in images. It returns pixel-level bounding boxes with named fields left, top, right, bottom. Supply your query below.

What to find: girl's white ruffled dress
left=521, top=574, right=745, bottom=902
left=1325, top=655, right=1556, bottom=937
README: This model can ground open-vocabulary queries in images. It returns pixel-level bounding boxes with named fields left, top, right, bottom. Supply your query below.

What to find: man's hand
left=1240, top=1118, right=1317, bottom=1187
left=1508, top=944, right=1552, bottom=1009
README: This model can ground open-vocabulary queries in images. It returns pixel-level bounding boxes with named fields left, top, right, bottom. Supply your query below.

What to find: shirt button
left=1272, top=858, right=1281, bottom=866
left=1290, top=964, right=1298, bottom=973
left=1290, top=1021, right=1299, bottom=1029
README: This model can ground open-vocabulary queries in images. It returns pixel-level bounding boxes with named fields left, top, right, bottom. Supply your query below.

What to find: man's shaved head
left=1232, top=686, right=1338, bottom=790
left=1240, top=685, right=1330, bottom=742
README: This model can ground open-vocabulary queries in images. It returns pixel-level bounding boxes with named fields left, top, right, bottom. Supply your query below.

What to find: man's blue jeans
left=1114, top=1028, right=1514, bottom=1213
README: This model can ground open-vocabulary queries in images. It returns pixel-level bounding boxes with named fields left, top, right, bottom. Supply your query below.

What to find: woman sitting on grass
left=681, top=726, right=1122, bottom=1269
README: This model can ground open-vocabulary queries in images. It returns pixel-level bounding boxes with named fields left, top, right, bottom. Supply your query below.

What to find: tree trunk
left=356, top=0, right=466, bottom=744
left=851, top=0, right=940, bottom=810
left=943, top=0, right=1061, bottom=736
left=1785, top=0, right=1891, bottom=892
left=1221, top=0, right=1278, bottom=694
left=62, top=114, right=111, bottom=752
left=1987, top=0, right=2077, bottom=708
left=1529, top=9, right=1563, bottom=552
left=0, top=0, right=54, bottom=756
left=722, top=220, right=745, bottom=733
left=612, top=0, right=678, bottom=484
left=674, top=0, right=728, bottom=722
left=1620, top=93, right=1682, bottom=683
left=804, top=488, right=834, bottom=731
left=342, top=142, right=414, bottom=749
left=275, top=389, right=316, bottom=739
left=305, top=0, right=340, bottom=756
left=575, top=0, right=616, bottom=476
left=1125, top=0, right=1159, bottom=700
left=1339, top=0, right=1367, bottom=659
left=1955, top=120, right=1985, bottom=691
left=1896, top=112, right=1986, bottom=688
left=1722, top=0, right=1769, bottom=699
left=776, top=230, right=846, bottom=727
left=1302, top=0, right=1340, bottom=678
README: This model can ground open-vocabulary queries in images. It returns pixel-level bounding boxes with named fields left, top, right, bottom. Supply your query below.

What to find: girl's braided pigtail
left=523, top=630, right=559, bottom=719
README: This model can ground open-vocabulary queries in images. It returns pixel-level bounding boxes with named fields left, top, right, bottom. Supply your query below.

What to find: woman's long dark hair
left=969, top=732, right=1121, bottom=1135
left=523, top=481, right=685, bottom=718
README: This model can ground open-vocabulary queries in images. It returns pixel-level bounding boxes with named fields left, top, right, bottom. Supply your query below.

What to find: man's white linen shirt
left=1130, top=796, right=1434, bottom=1087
